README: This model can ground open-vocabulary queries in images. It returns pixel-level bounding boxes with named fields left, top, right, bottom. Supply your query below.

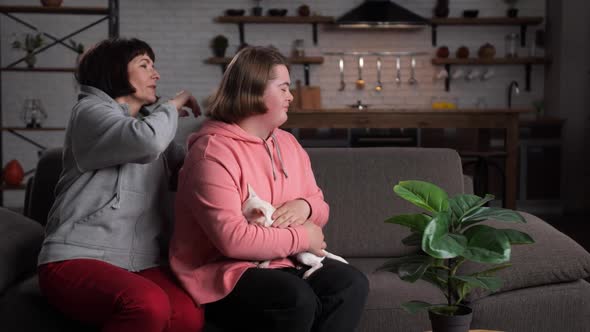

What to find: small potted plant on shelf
left=210, top=35, right=229, bottom=58
left=69, top=39, right=85, bottom=63
left=504, top=0, right=519, bottom=18
left=380, top=180, right=534, bottom=332
left=12, top=33, right=44, bottom=68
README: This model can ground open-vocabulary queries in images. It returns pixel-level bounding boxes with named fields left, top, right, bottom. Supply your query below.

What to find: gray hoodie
left=38, top=85, right=184, bottom=272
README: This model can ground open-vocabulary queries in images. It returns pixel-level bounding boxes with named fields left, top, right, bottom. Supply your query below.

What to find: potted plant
left=504, top=0, right=519, bottom=17
left=69, top=39, right=85, bottom=63
left=11, top=33, right=44, bottom=68
left=380, top=180, right=534, bottom=332
left=210, top=35, right=229, bottom=58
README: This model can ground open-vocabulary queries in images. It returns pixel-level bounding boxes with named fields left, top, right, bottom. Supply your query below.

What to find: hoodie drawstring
left=262, top=140, right=277, bottom=181
left=262, top=134, right=289, bottom=181
left=272, top=134, right=289, bottom=179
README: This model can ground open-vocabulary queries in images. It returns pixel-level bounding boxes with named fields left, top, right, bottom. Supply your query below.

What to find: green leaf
left=462, top=225, right=511, bottom=264
left=401, top=300, right=433, bottom=314
left=401, top=232, right=422, bottom=246
left=421, top=269, right=449, bottom=295
left=450, top=194, right=494, bottom=222
left=385, top=214, right=432, bottom=233
left=422, top=212, right=467, bottom=259
left=453, top=275, right=503, bottom=291
left=473, top=263, right=512, bottom=276
left=398, top=255, right=434, bottom=282
left=500, top=229, right=535, bottom=244
left=394, top=180, right=449, bottom=213
left=462, top=207, right=525, bottom=228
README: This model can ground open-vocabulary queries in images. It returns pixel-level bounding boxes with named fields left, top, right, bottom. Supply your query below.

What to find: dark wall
left=545, top=0, right=590, bottom=213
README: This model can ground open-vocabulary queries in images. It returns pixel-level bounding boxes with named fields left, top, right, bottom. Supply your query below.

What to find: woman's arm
left=182, top=156, right=312, bottom=261
left=71, top=100, right=178, bottom=171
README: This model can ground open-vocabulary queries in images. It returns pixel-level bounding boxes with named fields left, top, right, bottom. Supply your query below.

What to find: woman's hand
left=271, top=199, right=311, bottom=229
left=303, top=222, right=326, bottom=257
left=169, top=90, right=201, bottom=117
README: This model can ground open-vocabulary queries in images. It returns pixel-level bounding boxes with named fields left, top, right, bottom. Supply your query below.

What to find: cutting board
left=291, top=80, right=321, bottom=110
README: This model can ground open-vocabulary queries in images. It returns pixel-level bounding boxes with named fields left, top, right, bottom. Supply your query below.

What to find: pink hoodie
left=170, top=120, right=329, bottom=305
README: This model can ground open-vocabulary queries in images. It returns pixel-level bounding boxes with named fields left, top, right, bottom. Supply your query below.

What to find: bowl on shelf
left=267, top=9, right=288, bottom=16
left=225, top=9, right=245, bottom=16
left=462, top=10, right=479, bottom=18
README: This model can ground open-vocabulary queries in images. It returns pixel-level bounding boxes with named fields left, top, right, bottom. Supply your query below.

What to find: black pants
left=205, top=258, right=369, bottom=332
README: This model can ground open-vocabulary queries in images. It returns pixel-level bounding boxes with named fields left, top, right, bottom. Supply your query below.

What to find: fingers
left=171, top=91, right=201, bottom=118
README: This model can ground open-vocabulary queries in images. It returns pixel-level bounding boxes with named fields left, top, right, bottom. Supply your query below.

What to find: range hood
left=335, top=0, right=428, bottom=29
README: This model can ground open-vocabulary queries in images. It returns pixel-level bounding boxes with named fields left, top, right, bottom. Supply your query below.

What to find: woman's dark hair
left=75, top=38, right=155, bottom=99
left=207, top=46, right=289, bottom=123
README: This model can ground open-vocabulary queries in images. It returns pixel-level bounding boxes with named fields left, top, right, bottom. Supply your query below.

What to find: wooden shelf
left=0, top=184, right=26, bottom=191
left=430, top=16, right=544, bottom=47
left=205, top=56, right=324, bottom=65
left=216, top=15, right=334, bottom=24
left=432, top=57, right=549, bottom=92
left=1, top=67, right=75, bottom=72
left=432, top=57, right=549, bottom=65
left=215, top=15, right=334, bottom=46
left=0, top=5, right=109, bottom=15
left=430, top=16, right=544, bottom=26
left=2, top=127, right=65, bottom=131
left=206, top=56, right=323, bottom=85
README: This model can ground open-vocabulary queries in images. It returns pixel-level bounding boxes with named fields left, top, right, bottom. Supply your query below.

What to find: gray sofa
left=1, top=147, right=590, bottom=332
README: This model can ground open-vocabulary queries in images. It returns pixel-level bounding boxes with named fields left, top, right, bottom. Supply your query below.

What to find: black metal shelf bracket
left=520, top=25, right=527, bottom=47
left=525, top=63, right=532, bottom=91
left=432, top=24, right=438, bottom=46
left=238, top=23, right=245, bottom=45
left=444, top=64, right=451, bottom=91
left=6, top=130, right=47, bottom=150
left=312, top=23, right=318, bottom=45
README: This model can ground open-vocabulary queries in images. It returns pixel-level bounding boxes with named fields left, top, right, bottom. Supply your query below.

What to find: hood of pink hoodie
left=188, top=119, right=289, bottom=180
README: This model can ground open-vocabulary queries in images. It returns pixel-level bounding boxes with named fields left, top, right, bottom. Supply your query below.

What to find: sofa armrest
left=0, top=208, right=44, bottom=295
left=463, top=174, right=474, bottom=195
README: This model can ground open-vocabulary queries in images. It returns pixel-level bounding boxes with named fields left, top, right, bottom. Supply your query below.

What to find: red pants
left=38, top=259, right=204, bottom=332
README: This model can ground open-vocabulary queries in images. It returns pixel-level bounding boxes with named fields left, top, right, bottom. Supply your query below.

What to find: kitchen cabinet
left=0, top=2, right=118, bottom=204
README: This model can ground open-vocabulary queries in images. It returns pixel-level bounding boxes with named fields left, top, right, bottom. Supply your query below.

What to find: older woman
left=37, top=38, right=204, bottom=332
left=170, top=46, right=369, bottom=332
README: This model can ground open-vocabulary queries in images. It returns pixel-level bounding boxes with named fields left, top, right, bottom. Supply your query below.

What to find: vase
left=507, top=8, right=519, bottom=17
left=24, top=53, right=36, bottom=69
left=434, top=0, right=450, bottom=18
left=40, top=0, right=63, bottom=7
left=428, top=305, right=472, bottom=332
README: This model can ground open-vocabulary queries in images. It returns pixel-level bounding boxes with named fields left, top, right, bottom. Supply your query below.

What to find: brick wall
left=0, top=0, right=546, bottom=207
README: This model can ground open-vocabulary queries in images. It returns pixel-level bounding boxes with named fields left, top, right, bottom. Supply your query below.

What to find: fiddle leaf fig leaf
left=462, top=207, right=525, bottom=228
left=394, top=180, right=449, bottom=213
left=500, top=229, right=535, bottom=244
left=422, top=212, right=466, bottom=258
left=462, top=225, right=511, bottom=263
left=385, top=213, right=431, bottom=233
left=450, top=194, right=494, bottom=221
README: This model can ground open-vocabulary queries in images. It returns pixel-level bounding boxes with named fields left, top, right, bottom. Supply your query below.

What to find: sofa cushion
left=0, top=208, right=44, bottom=295
left=0, top=275, right=94, bottom=332
left=307, top=147, right=466, bottom=258
left=462, top=212, right=590, bottom=301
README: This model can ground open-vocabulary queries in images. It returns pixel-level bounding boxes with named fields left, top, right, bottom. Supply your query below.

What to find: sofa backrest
left=306, top=147, right=466, bottom=258
left=24, top=148, right=63, bottom=226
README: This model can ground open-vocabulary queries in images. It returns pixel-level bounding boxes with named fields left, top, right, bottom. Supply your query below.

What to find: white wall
left=0, top=0, right=546, bottom=207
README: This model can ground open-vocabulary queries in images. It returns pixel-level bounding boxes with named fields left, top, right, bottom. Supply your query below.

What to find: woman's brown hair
left=207, top=46, right=289, bottom=123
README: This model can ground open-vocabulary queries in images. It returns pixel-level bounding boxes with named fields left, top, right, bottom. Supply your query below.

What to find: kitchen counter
left=282, top=108, right=533, bottom=209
